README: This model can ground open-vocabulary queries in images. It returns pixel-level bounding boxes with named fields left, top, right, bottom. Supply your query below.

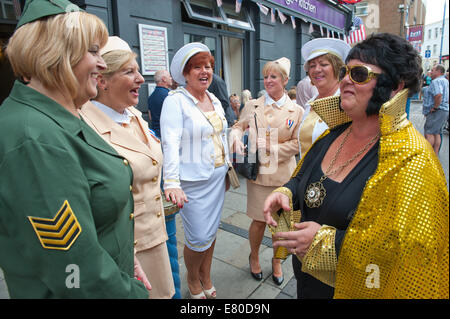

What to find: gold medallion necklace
left=304, top=126, right=380, bottom=208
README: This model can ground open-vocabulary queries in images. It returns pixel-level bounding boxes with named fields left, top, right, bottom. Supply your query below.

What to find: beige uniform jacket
left=230, top=95, right=303, bottom=186
left=80, top=102, right=168, bottom=252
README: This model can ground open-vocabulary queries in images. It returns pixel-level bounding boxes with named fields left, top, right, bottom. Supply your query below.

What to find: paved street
left=0, top=100, right=448, bottom=299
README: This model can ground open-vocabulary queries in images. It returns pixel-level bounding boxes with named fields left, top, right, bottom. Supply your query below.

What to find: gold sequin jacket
left=277, top=89, right=449, bottom=298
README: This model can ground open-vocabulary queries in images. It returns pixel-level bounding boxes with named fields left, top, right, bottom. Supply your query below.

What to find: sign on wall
left=407, top=25, right=424, bottom=53
left=138, top=24, right=169, bottom=75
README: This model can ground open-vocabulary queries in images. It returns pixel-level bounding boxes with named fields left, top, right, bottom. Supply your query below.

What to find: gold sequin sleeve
left=298, top=225, right=337, bottom=287
left=270, top=187, right=301, bottom=260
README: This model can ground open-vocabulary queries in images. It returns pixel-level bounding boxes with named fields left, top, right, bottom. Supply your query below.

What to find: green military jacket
left=0, top=81, right=148, bottom=298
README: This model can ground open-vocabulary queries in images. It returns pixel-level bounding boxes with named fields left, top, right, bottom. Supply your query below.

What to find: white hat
left=100, top=36, right=132, bottom=56
left=170, top=42, right=210, bottom=85
left=274, top=57, right=291, bottom=78
left=302, top=38, right=351, bottom=71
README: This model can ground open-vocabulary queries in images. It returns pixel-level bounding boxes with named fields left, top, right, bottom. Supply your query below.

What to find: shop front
left=1, top=0, right=352, bottom=113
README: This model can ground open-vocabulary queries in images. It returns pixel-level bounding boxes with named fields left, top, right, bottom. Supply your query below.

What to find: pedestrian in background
left=0, top=0, right=148, bottom=298
left=80, top=36, right=174, bottom=299
left=226, top=93, right=240, bottom=127
left=230, top=57, right=303, bottom=286
left=241, top=89, right=252, bottom=111
left=161, top=42, right=229, bottom=299
left=148, top=69, right=173, bottom=138
left=424, top=64, right=449, bottom=155
left=295, top=74, right=317, bottom=109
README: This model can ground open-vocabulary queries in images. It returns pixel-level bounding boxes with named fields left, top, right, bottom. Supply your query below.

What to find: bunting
left=236, top=0, right=242, bottom=13
left=277, top=9, right=287, bottom=24
left=217, top=0, right=222, bottom=7
left=290, top=16, right=296, bottom=29
left=309, top=22, right=314, bottom=34
left=270, top=7, right=276, bottom=24
left=256, top=2, right=269, bottom=15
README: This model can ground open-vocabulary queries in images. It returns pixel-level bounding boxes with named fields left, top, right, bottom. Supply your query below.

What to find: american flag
left=345, top=24, right=366, bottom=44
left=236, top=0, right=243, bottom=13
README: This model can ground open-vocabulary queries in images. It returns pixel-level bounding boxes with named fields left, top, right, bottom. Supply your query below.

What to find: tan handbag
left=226, top=163, right=240, bottom=189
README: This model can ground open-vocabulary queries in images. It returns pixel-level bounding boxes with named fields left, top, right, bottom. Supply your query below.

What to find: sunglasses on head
left=339, top=65, right=381, bottom=84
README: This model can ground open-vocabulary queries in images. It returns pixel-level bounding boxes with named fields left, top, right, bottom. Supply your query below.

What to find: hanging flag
left=277, top=9, right=287, bottom=24
left=309, top=22, right=314, bottom=34
left=217, top=0, right=222, bottom=7
left=346, top=24, right=366, bottom=45
left=290, top=16, right=296, bottom=29
left=256, top=2, right=269, bottom=15
left=271, top=8, right=276, bottom=24
left=337, top=0, right=362, bottom=4
left=235, top=0, right=242, bottom=13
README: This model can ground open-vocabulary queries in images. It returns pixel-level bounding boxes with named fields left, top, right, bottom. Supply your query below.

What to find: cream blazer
left=230, top=95, right=304, bottom=186
left=80, top=102, right=168, bottom=252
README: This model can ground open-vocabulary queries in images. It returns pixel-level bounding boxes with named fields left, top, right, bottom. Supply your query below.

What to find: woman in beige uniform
left=230, top=57, right=303, bottom=286
left=80, top=36, right=174, bottom=299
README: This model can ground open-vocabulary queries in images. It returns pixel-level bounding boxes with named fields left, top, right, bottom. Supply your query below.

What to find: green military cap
left=16, top=0, right=84, bottom=29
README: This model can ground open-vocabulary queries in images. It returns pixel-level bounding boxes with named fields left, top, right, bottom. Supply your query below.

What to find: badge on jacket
left=28, top=200, right=82, bottom=251
left=286, top=119, right=294, bottom=129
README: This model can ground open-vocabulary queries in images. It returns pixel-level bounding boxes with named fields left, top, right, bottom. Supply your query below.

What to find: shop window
left=182, top=0, right=254, bottom=31
left=221, top=0, right=254, bottom=31
left=354, top=2, right=368, bottom=16
left=0, top=0, right=15, bottom=20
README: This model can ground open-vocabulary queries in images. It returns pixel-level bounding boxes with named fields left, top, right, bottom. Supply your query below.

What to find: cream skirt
left=246, top=180, right=277, bottom=222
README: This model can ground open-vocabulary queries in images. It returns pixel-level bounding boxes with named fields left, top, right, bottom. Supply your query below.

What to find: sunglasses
left=339, top=65, right=381, bottom=84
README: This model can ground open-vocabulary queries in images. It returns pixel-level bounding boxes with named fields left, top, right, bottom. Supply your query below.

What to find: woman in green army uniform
left=0, top=0, right=149, bottom=298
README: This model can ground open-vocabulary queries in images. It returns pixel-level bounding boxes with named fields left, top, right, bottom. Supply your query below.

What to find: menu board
left=138, top=24, right=169, bottom=75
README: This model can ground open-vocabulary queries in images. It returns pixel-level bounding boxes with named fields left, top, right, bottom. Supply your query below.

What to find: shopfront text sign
left=270, top=0, right=346, bottom=30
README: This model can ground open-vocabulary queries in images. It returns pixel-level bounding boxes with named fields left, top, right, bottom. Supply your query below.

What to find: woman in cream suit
left=80, top=37, right=175, bottom=299
left=230, top=57, right=303, bottom=286
left=298, top=38, right=351, bottom=159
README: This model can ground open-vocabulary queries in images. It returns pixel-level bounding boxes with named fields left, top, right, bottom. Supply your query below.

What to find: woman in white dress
left=160, top=43, right=229, bottom=299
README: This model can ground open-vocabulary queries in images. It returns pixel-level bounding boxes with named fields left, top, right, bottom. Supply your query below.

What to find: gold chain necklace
left=304, top=126, right=380, bottom=208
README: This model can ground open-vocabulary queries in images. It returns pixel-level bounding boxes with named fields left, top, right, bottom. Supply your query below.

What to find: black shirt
left=286, top=123, right=379, bottom=299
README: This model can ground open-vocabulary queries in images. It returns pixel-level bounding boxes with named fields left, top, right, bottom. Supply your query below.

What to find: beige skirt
left=246, top=180, right=277, bottom=222
left=136, top=242, right=175, bottom=299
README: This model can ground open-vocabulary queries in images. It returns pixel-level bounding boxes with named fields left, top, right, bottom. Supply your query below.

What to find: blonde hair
left=6, top=11, right=108, bottom=99
left=307, top=53, right=344, bottom=79
left=262, top=61, right=289, bottom=81
left=100, top=50, right=137, bottom=78
left=241, top=89, right=252, bottom=105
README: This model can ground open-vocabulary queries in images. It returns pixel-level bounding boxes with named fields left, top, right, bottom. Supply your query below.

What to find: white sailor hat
left=170, top=42, right=210, bottom=85
left=100, top=36, right=132, bottom=56
left=274, top=57, right=291, bottom=78
left=302, top=38, right=351, bottom=71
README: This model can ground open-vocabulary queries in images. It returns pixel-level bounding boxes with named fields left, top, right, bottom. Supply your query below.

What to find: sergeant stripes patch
left=28, top=200, right=82, bottom=251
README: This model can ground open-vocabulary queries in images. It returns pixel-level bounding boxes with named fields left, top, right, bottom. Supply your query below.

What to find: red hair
left=183, top=51, right=215, bottom=76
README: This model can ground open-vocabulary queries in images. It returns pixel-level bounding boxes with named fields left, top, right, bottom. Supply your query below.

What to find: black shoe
left=249, top=255, right=263, bottom=281
left=272, top=258, right=284, bottom=286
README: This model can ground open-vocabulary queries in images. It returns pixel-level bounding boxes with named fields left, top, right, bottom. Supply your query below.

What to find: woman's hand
left=257, top=137, right=267, bottom=151
left=272, top=222, right=322, bottom=258
left=134, top=256, right=152, bottom=291
left=164, top=188, right=188, bottom=208
left=263, top=192, right=291, bottom=228
left=233, top=139, right=246, bottom=155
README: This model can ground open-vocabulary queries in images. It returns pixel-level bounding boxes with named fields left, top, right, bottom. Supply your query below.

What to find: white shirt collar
left=91, top=100, right=134, bottom=125
left=265, top=92, right=287, bottom=108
